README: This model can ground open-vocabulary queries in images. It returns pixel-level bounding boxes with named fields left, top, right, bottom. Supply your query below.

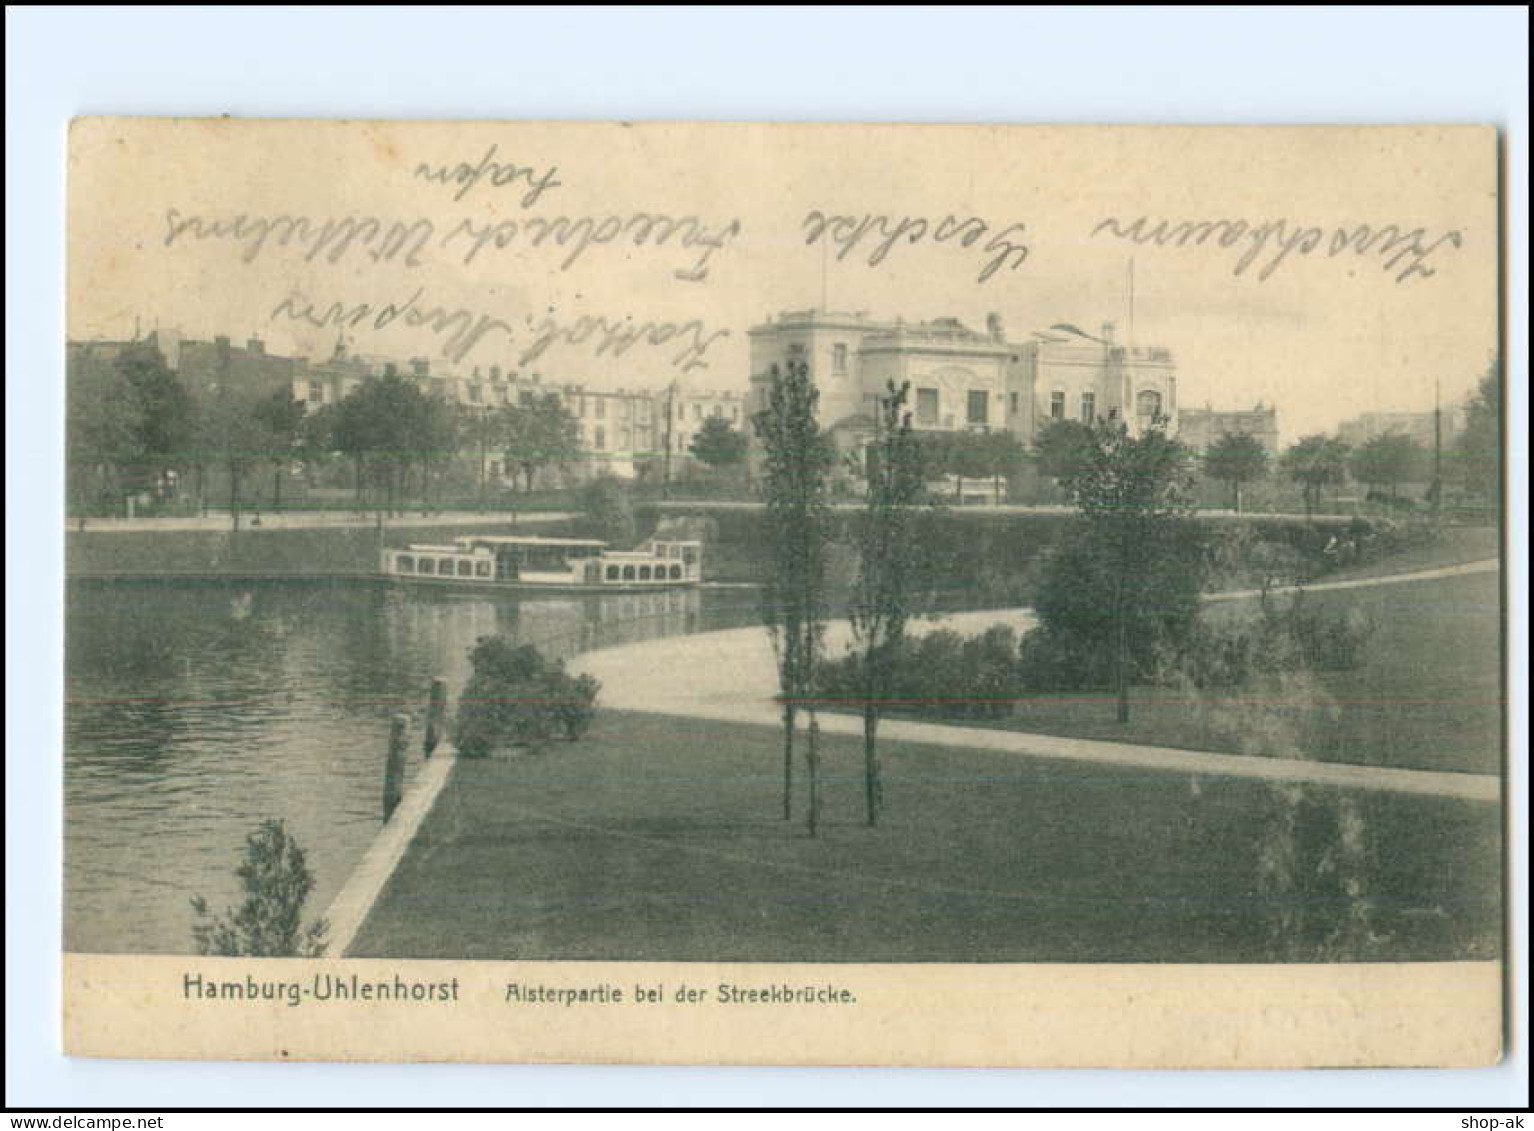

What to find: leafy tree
left=849, top=381, right=925, bottom=825
left=118, top=345, right=195, bottom=484
left=253, top=386, right=308, bottom=512
left=753, top=360, right=832, bottom=835
left=458, top=404, right=502, bottom=510
left=1453, top=358, right=1501, bottom=501
left=194, top=387, right=275, bottom=532
left=1032, top=419, right=1098, bottom=487
left=502, top=393, right=580, bottom=492
left=688, top=415, right=749, bottom=471
left=580, top=474, right=637, bottom=547
left=190, top=819, right=329, bottom=957
left=1349, top=433, right=1425, bottom=501
left=1203, top=431, right=1270, bottom=513
left=1052, top=417, right=1197, bottom=722
left=332, top=372, right=440, bottom=516
left=66, top=350, right=145, bottom=523
left=1281, top=434, right=1352, bottom=517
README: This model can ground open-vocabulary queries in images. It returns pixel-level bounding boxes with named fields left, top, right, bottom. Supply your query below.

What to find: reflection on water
left=65, top=580, right=757, bottom=954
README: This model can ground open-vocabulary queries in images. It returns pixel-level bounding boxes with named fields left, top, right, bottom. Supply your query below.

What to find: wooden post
left=423, top=677, right=448, bottom=758
left=382, top=714, right=408, bottom=823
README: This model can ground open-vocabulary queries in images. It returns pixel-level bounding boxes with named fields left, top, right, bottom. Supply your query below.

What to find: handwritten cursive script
left=270, top=288, right=730, bottom=373
left=1089, top=214, right=1464, bottom=284
left=803, top=211, right=1030, bottom=283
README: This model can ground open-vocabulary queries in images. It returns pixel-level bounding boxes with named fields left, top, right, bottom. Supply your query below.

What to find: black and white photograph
left=53, top=115, right=1508, bottom=1067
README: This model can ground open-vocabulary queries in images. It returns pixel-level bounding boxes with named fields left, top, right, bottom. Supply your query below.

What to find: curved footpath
left=572, top=558, right=1502, bottom=804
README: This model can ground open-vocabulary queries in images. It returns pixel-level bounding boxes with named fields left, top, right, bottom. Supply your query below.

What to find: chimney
left=986, top=312, right=1004, bottom=342
left=1100, top=322, right=1116, bottom=344
left=246, top=336, right=265, bottom=355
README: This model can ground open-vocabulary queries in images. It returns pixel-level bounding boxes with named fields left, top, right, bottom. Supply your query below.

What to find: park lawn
left=987, top=569, right=1502, bottom=775
left=1316, top=524, right=1500, bottom=584
left=347, top=710, right=1499, bottom=963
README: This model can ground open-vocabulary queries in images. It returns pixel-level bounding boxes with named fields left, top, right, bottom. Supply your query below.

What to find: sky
left=67, top=120, right=1499, bottom=444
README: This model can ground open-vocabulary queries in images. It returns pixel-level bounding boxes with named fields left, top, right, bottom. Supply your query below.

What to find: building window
left=1080, top=392, right=1096, bottom=423
left=692, top=403, right=703, bottom=420
left=1136, top=389, right=1163, bottom=422
left=967, top=390, right=989, bottom=426
left=1010, top=392, right=1020, bottom=414
left=916, top=388, right=940, bottom=426
left=307, top=381, right=324, bottom=405
left=1050, top=391, right=1066, bottom=420
left=833, top=343, right=848, bottom=374
left=594, top=426, right=606, bottom=450
left=594, top=399, right=605, bottom=419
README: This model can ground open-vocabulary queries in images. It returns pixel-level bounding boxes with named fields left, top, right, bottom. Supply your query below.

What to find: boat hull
left=383, top=574, right=698, bottom=594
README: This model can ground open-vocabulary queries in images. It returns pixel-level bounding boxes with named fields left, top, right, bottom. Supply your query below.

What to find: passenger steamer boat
left=381, top=535, right=703, bottom=592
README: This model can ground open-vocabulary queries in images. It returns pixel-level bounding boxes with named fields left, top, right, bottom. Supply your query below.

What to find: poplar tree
left=753, top=360, right=831, bottom=835
left=849, top=381, right=925, bottom=825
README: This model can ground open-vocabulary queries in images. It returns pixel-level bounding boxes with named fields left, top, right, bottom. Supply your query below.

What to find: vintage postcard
left=62, top=118, right=1504, bottom=1066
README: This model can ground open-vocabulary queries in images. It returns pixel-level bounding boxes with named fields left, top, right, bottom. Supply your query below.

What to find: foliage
left=1349, top=433, right=1426, bottom=499
left=1281, top=434, right=1352, bottom=516
left=752, top=359, right=832, bottom=833
left=194, top=387, right=276, bottom=529
left=1051, top=417, right=1198, bottom=720
left=1176, top=592, right=1375, bottom=689
left=190, top=819, right=329, bottom=957
left=1202, top=432, right=1269, bottom=512
left=688, top=415, right=749, bottom=470
left=1031, top=418, right=1098, bottom=485
left=331, top=373, right=455, bottom=515
left=848, top=381, right=927, bottom=823
left=579, top=475, right=638, bottom=548
left=819, top=625, right=1021, bottom=722
left=501, top=392, right=581, bottom=491
left=918, top=430, right=1025, bottom=499
left=452, top=637, right=601, bottom=756
left=1453, top=358, right=1501, bottom=500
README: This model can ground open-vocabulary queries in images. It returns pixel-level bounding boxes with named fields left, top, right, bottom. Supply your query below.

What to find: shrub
left=452, top=637, right=602, bottom=756
left=817, top=624, right=1019, bottom=721
left=1029, top=523, right=1206, bottom=689
left=190, top=819, right=329, bottom=957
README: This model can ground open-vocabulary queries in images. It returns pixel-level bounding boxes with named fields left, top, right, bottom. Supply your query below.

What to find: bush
left=1019, top=522, right=1206, bottom=693
left=452, top=637, right=601, bottom=756
left=1174, top=591, right=1374, bottom=689
left=818, top=624, right=1019, bottom=721
left=190, top=819, right=329, bottom=957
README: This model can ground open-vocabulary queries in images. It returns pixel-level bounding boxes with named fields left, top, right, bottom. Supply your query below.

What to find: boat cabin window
left=475, top=561, right=491, bottom=577
left=639, top=566, right=651, bottom=580
left=622, top=565, right=635, bottom=581
left=606, top=565, right=620, bottom=581
left=397, top=555, right=414, bottom=573
left=682, top=546, right=698, bottom=565
left=457, top=560, right=473, bottom=577
left=670, top=565, right=682, bottom=580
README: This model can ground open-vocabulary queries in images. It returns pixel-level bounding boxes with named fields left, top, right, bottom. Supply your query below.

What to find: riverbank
left=66, top=512, right=578, bottom=579
left=346, top=709, right=1499, bottom=962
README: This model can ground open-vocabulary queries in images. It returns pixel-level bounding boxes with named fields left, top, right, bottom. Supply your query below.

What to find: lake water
left=64, top=579, right=763, bottom=954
